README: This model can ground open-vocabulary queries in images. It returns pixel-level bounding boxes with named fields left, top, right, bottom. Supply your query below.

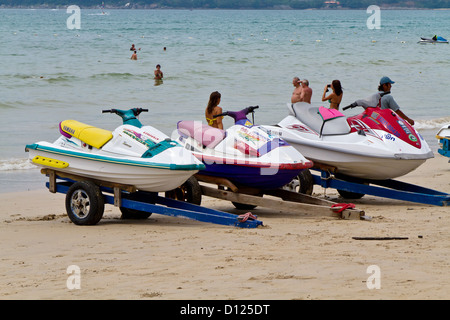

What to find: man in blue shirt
left=378, top=76, right=415, bottom=126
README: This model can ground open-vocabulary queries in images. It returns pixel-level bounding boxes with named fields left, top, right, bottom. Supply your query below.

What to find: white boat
left=261, top=103, right=434, bottom=181
left=25, top=108, right=205, bottom=192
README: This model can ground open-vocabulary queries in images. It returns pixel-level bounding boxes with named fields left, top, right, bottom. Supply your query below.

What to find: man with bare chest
left=291, top=77, right=302, bottom=103
left=291, top=77, right=312, bottom=104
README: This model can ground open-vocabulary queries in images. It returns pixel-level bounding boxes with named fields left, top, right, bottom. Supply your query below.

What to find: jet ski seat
left=59, top=120, right=113, bottom=149
left=177, top=120, right=226, bottom=149
left=288, top=103, right=351, bottom=135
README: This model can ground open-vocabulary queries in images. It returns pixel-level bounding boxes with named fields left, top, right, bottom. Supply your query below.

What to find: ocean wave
left=415, top=116, right=450, bottom=130
left=7, top=73, right=40, bottom=80
left=0, top=159, right=36, bottom=171
left=90, top=72, right=135, bottom=79
left=4, top=73, right=78, bottom=82
left=0, top=102, right=16, bottom=109
left=44, top=75, right=78, bottom=83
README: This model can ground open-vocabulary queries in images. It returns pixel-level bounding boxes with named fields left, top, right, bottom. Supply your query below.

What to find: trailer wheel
left=120, top=207, right=152, bottom=219
left=337, top=189, right=365, bottom=199
left=120, top=192, right=153, bottom=219
left=335, top=174, right=366, bottom=199
left=165, top=176, right=202, bottom=205
left=65, top=181, right=104, bottom=225
left=230, top=187, right=261, bottom=210
left=231, top=202, right=257, bottom=210
left=284, top=169, right=314, bottom=195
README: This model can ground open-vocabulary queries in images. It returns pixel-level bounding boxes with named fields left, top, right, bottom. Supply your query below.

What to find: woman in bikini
left=205, top=91, right=224, bottom=130
left=322, top=79, right=343, bottom=110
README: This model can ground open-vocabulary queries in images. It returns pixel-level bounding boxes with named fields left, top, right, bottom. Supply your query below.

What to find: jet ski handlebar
left=102, top=108, right=149, bottom=116
left=102, top=108, right=148, bottom=128
left=213, top=106, right=259, bottom=121
left=342, top=102, right=358, bottom=111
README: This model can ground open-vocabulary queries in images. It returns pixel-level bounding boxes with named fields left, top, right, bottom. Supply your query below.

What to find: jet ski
left=419, top=36, right=448, bottom=44
left=436, top=123, right=450, bottom=159
left=261, top=101, right=434, bottom=181
left=173, top=106, right=313, bottom=190
left=25, top=108, right=205, bottom=192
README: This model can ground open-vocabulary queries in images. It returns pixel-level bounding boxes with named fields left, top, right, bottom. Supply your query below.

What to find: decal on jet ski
left=286, top=124, right=319, bottom=136
left=63, top=137, right=80, bottom=147
left=237, top=127, right=268, bottom=145
left=349, top=119, right=382, bottom=140
left=143, top=131, right=162, bottom=143
left=397, top=120, right=412, bottom=135
left=385, top=133, right=396, bottom=141
left=372, top=114, right=401, bottom=138
left=368, top=112, right=381, bottom=125
left=260, top=127, right=281, bottom=138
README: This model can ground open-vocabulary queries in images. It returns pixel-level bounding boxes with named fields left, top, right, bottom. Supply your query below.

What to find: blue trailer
left=42, top=169, right=263, bottom=228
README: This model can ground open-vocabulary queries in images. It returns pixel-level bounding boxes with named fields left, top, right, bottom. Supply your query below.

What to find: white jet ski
left=261, top=102, right=434, bottom=181
left=26, top=108, right=205, bottom=192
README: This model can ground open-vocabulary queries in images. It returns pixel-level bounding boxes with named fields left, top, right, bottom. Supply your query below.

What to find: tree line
left=2, top=0, right=450, bottom=9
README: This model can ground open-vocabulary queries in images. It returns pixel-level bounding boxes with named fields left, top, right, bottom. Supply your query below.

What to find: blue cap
left=380, top=76, right=395, bottom=85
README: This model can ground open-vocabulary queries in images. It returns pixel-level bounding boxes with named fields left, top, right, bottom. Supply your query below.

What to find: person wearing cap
left=378, top=76, right=414, bottom=126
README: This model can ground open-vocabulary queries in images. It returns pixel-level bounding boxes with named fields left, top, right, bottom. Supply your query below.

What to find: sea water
left=1, top=8, right=449, bottom=193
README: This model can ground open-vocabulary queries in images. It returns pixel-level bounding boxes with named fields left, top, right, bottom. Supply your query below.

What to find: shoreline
left=0, top=154, right=448, bottom=299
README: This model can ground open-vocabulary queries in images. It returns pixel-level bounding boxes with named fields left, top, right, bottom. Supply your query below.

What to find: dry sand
left=0, top=155, right=449, bottom=300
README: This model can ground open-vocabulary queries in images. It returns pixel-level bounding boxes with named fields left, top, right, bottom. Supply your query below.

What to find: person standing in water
left=291, top=77, right=303, bottom=104
left=154, top=64, right=163, bottom=80
left=205, top=91, right=224, bottom=130
left=299, top=79, right=312, bottom=104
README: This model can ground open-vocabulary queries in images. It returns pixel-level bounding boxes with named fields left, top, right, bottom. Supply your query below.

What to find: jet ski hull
left=286, top=141, right=428, bottom=180
left=26, top=142, right=203, bottom=192
left=196, top=154, right=310, bottom=189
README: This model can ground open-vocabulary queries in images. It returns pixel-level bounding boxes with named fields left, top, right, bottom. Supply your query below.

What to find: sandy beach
left=0, top=154, right=448, bottom=300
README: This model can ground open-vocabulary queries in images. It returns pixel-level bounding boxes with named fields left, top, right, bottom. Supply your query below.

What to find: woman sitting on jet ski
left=205, top=91, right=224, bottom=130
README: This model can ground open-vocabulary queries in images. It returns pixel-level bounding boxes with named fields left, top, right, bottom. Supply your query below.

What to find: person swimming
left=205, top=91, right=224, bottom=130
